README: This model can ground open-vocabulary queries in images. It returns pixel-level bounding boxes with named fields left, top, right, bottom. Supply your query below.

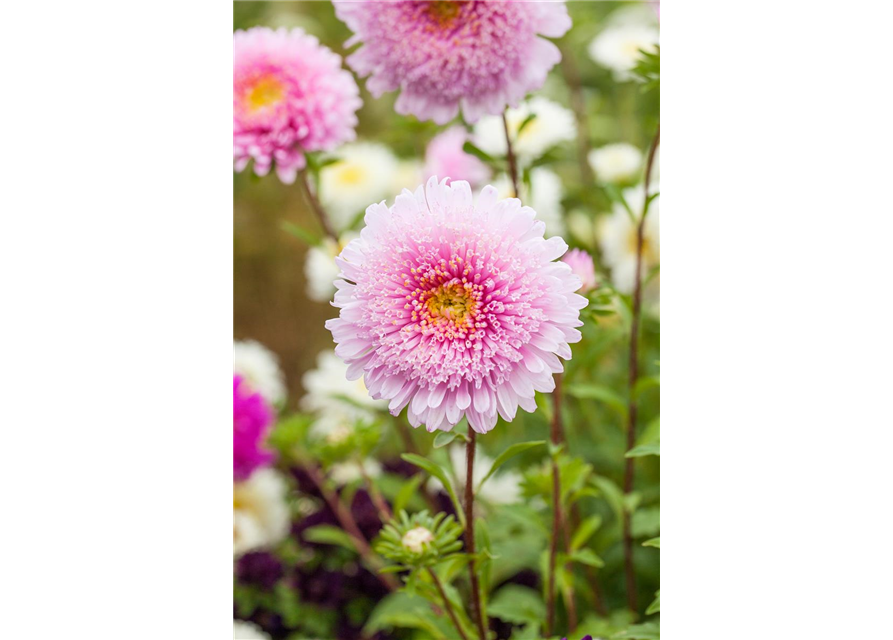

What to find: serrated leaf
left=626, top=442, right=660, bottom=458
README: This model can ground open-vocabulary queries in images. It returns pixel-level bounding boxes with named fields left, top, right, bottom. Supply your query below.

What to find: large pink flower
left=326, top=177, right=587, bottom=434
left=234, top=374, right=275, bottom=481
left=233, top=27, right=362, bottom=184
left=333, top=0, right=572, bottom=124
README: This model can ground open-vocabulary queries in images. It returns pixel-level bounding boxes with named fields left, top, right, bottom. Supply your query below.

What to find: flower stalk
left=545, top=372, right=565, bottom=637
left=622, top=123, right=660, bottom=613
left=305, top=463, right=399, bottom=592
left=299, top=169, right=339, bottom=242
left=464, top=430, right=488, bottom=640
left=428, top=567, right=472, bottom=640
left=502, top=111, right=520, bottom=198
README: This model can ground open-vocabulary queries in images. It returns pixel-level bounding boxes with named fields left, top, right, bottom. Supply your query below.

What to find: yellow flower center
left=246, top=76, right=285, bottom=112
left=335, top=165, right=367, bottom=186
left=426, top=0, right=461, bottom=26
left=425, top=282, right=478, bottom=325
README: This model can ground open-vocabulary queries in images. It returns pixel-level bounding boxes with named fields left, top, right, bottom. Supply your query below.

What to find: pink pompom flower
left=562, top=248, right=598, bottom=294
left=326, top=177, right=587, bottom=434
left=233, top=27, right=362, bottom=184
left=333, top=0, right=572, bottom=124
left=234, top=374, right=276, bottom=481
left=424, top=126, right=491, bottom=188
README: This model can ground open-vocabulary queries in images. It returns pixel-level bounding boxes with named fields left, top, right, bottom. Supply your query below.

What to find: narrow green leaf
left=516, top=113, right=538, bottom=136
left=646, top=590, right=660, bottom=615
left=614, top=622, right=661, bottom=640
left=477, top=441, right=546, bottom=493
left=462, top=141, right=497, bottom=164
left=433, top=431, right=462, bottom=448
left=401, top=453, right=465, bottom=526
left=626, top=442, right=660, bottom=458
left=633, top=375, right=660, bottom=399
left=280, top=220, right=321, bottom=246
left=592, top=475, right=625, bottom=519
left=643, top=537, right=660, bottom=549
left=302, top=525, right=357, bottom=552
left=570, top=514, right=603, bottom=552
left=570, top=548, right=605, bottom=568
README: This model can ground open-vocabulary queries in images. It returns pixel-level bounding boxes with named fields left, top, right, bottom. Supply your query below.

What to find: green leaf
left=643, top=537, right=660, bottom=549
left=570, top=515, right=603, bottom=552
left=632, top=506, right=661, bottom=539
left=570, top=548, right=605, bottom=568
left=280, top=220, right=321, bottom=246
left=614, top=622, right=660, bottom=640
left=633, top=375, right=660, bottom=399
left=516, top=113, right=538, bottom=136
left=401, top=453, right=465, bottom=526
left=592, top=475, right=625, bottom=520
left=646, top=590, right=660, bottom=615
left=392, top=472, right=425, bottom=516
left=477, top=441, right=545, bottom=493
left=302, top=525, right=356, bottom=552
left=488, top=585, right=545, bottom=626
left=462, top=141, right=497, bottom=164
left=626, top=441, right=660, bottom=458
left=433, top=431, right=464, bottom=448
left=637, top=417, right=660, bottom=446
left=565, top=383, right=628, bottom=419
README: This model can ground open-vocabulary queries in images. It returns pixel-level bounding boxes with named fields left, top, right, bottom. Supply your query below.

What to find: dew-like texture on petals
left=233, top=374, right=276, bottom=481
left=333, top=0, right=572, bottom=124
left=233, top=27, right=362, bottom=184
left=326, top=177, right=587, bottom=434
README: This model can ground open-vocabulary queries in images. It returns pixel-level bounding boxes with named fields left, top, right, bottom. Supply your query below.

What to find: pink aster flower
left=424, top=126, right=491, bottom=188
left=562, top=248, right=598, bottom=294
left=234, top=374, right=276, bottom=481
left=233, top=27, right=362, bottom=184
left=325, top=177, right=587, bottom=434
left=333, top=0, right=572, bottom=124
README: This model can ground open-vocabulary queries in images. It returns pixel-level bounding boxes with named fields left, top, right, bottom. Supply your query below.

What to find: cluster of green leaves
left=376, top=510, right=464, bottom=569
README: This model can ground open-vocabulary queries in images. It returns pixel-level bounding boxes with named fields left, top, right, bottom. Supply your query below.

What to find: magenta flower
left=424, top=126, right=491, bottom=188
left=562, top=248, right=598, bottom=294
left=234, top=374, right=275, bottom=481
left=333, top=0, right=572, bottom=124
left=326, top=177, right=587, bottom=434
left=233, top=27, right=362, bottom=184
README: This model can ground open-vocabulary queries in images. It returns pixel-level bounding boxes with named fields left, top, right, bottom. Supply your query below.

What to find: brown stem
left=299, top=170, right=338, bottom=242
left=305, top=464, right=399, bottom=592
left=560, top=45, right=595, bottom=184
left=546, top=373, right=564, bottom=637
left=622, top=124, right=661, bottom=614
left=464, top=430, right=487, bottom=640
left=428, top=568, right=471, bottom=640
left=502, top=112, right=520, bottom=198
left=359, top=458, right=392, bottom=522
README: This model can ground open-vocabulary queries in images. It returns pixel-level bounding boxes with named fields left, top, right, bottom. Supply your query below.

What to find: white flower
left=320, top=142, right=399, bottom=231
left=401, top=526, right=435, bottom=553
left=431, top=445, right=522, bottom=505
left=588, top=23, right=659, bottom=82
left=588, top=143, right=644, bottom=184
left=234, top=620, right=270, bottom=640
left=489, top=168, right=566, bottom=238
left=301, top=350, right=386, bottom=438
left=599, top=184, right=660, bottom=294
left=234, top=469, right=290, bottom=558
left=233, top=340, right=286, bottom=406
left=304, top=234, right=357, bottom=303
left=329, top=458, right=383, bottom=486
left=473, top=97, right=576, bottom=163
